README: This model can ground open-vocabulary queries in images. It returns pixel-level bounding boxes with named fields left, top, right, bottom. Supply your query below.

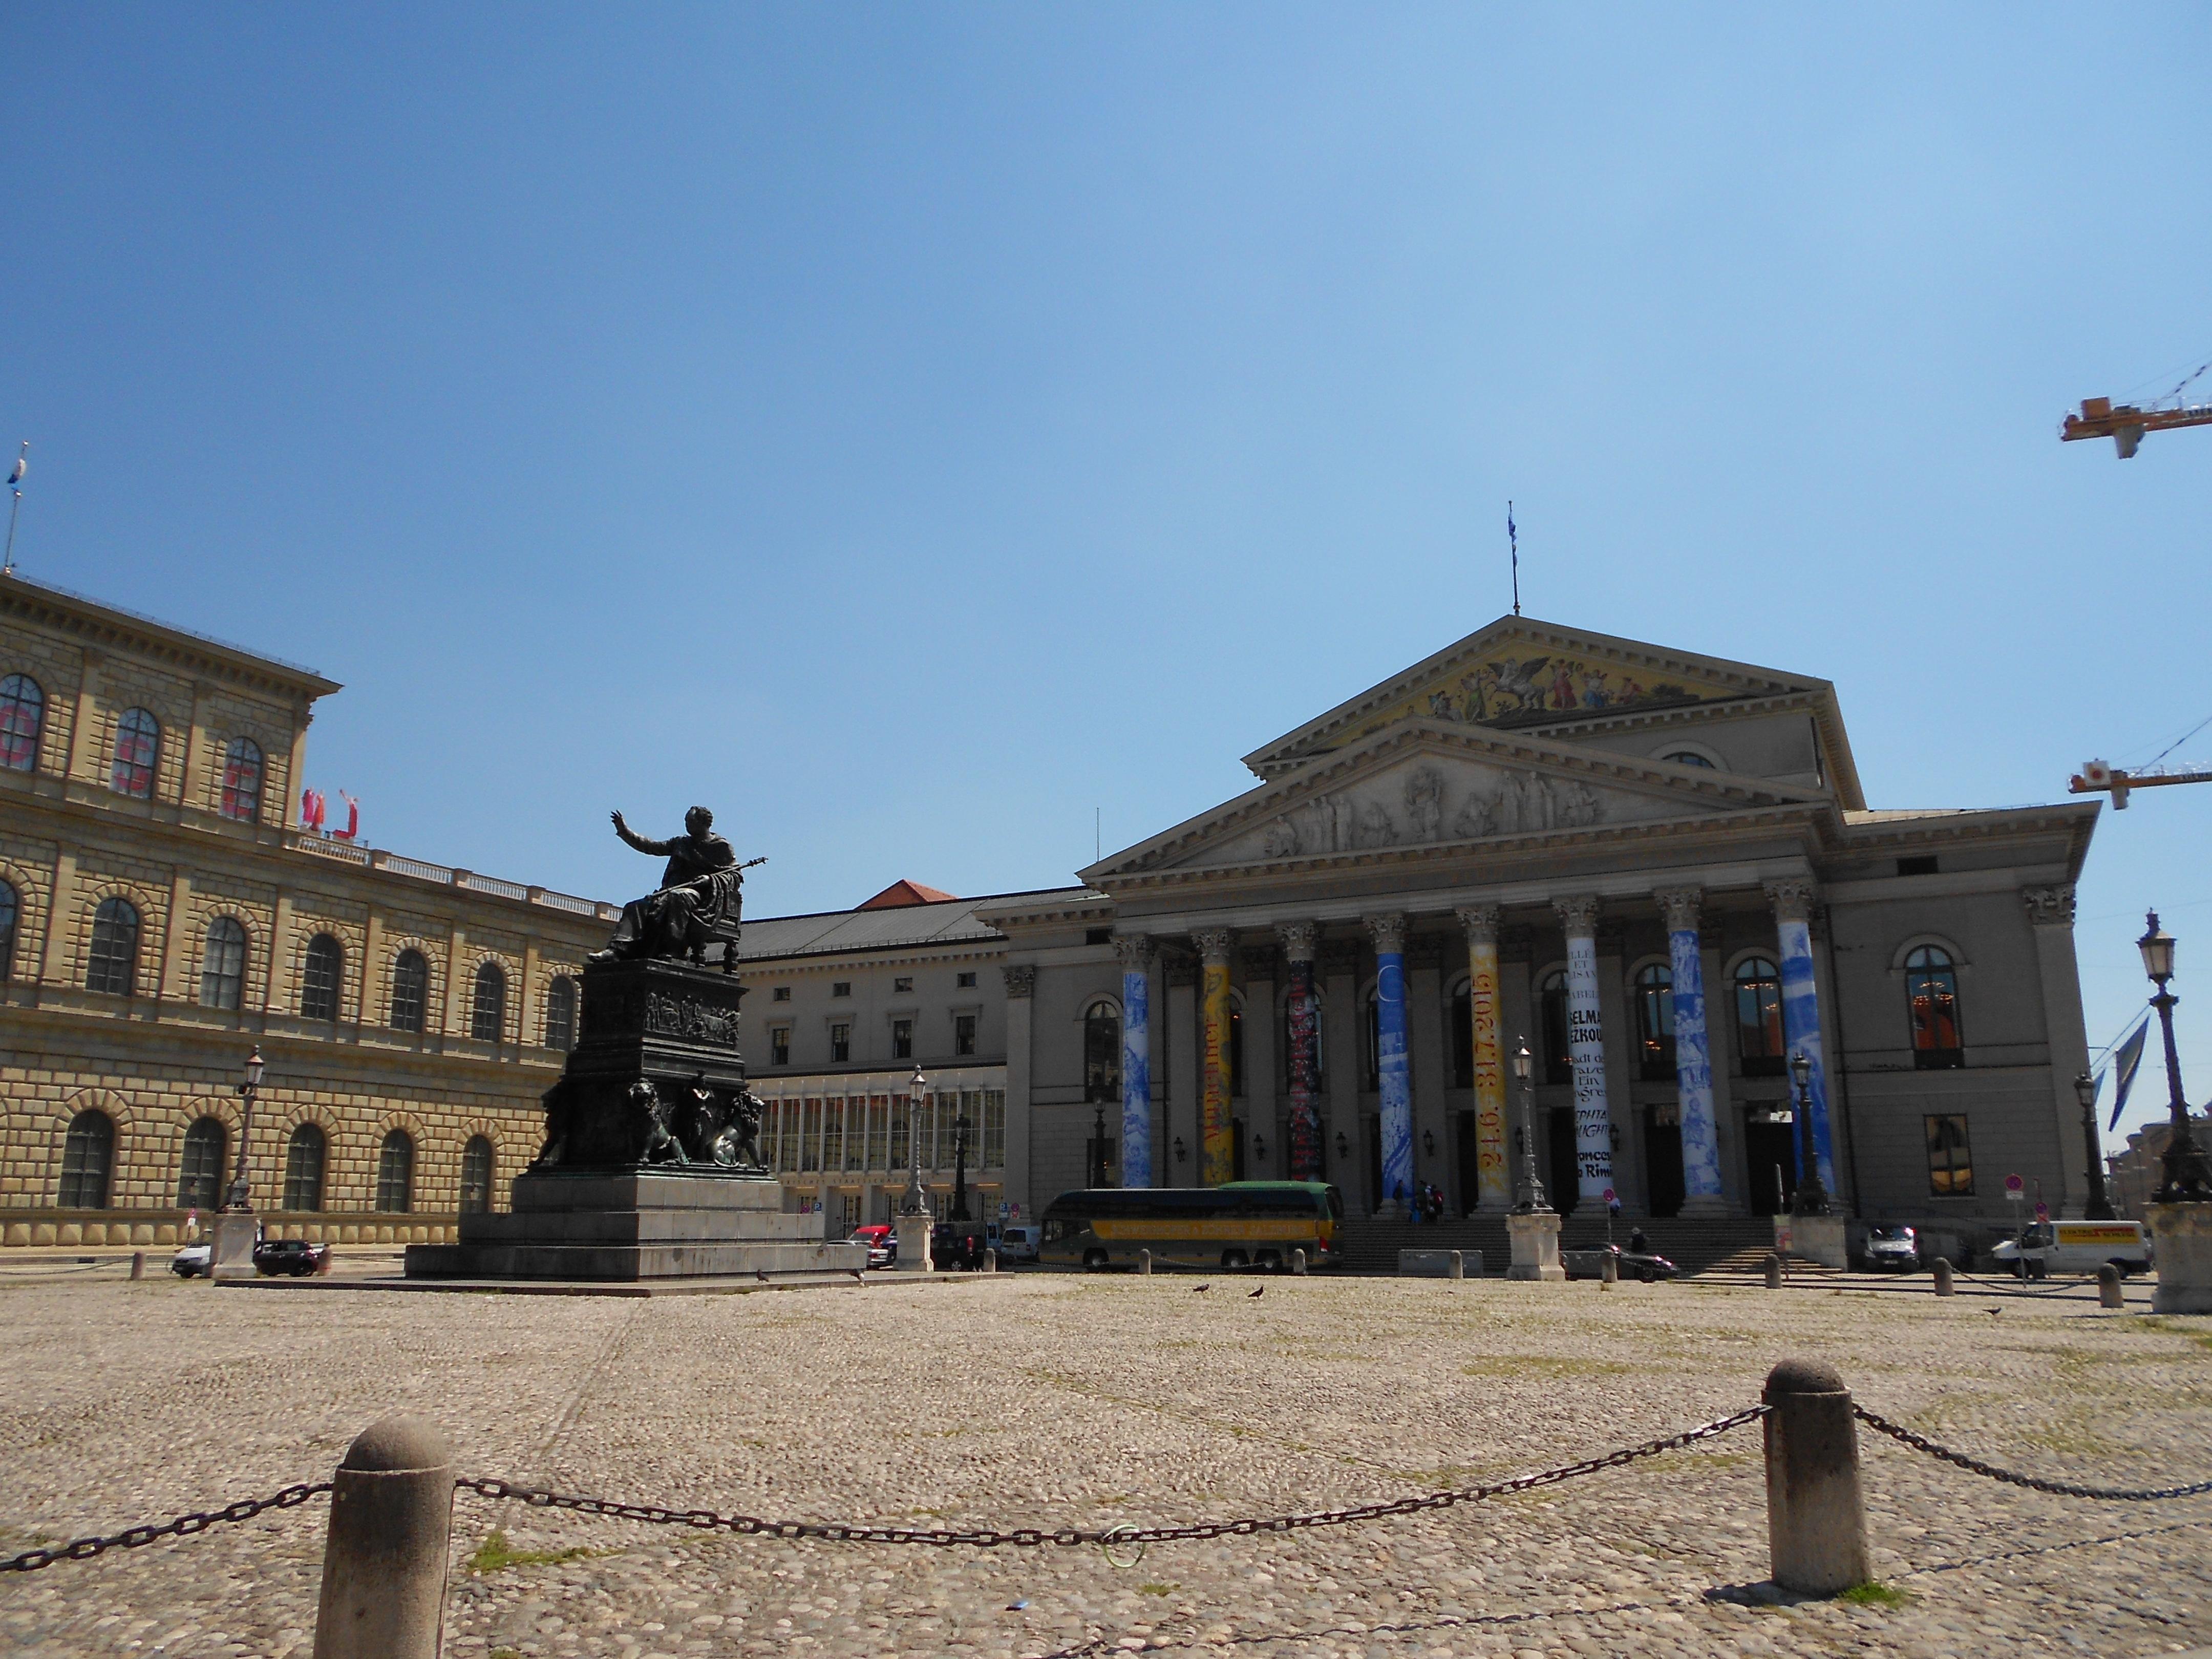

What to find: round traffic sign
left=2035, top=1202, right=2050, bottom=1222
left=2005, top=1173, right=2025, bottom=1197
left=1602, top=1187, right=1617, bottom=1205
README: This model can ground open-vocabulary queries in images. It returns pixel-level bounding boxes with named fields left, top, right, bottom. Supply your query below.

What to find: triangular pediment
left=1242, top=615, right=1826, bottom=779
left=1088, top=721, right=1830, bottom=882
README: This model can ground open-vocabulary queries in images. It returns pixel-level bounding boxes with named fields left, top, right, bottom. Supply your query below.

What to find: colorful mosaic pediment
left=1355, top=648, right=1732, bottom=739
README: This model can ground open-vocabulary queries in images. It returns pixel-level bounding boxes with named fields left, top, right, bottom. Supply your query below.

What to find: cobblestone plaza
left=1, top=1270, right=2206, bottom=1657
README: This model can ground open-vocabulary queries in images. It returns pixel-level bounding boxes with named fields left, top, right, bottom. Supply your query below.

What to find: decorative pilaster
left=1001, top=964, right=1035, bottom=999
left=2022, top=884, right=2077, bottom=928
left=1278, top=923, right=1322, bottom=1182
left=1764, top=879, right=1836, bottom=1193
left=1115, top=935, right=1155, bottom=1189
left=1551, top=895, right=1614, bottom=1206
left=1456, top=905, right=1509, bottom=1208
left=2022, top=882, right=2095, bottom=1217
left=1655, top=887, right=1726, bottom=1214
left=1192, top=928, right=1236, bottom=1186
left=1365, top=913, right=1411, bottom=1215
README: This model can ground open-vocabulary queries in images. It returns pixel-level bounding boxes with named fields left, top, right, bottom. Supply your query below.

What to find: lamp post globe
left=1788, top=1049, right=1829, bottom=1216
left=2139, top=910, right=2212, bottom=1203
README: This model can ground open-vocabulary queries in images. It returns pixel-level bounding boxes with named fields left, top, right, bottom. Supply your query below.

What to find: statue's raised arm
left=590, top=805, right=756, bottom=969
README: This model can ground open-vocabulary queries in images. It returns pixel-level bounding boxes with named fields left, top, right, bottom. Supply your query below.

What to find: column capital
left=1653, top=887, right=1704, bottom=933
left=1275, top=921, right=1320, bottom=964
left=1113, top=933, right=1156, bottom=971
left=1364, top=913, right=1408, bottom=956
left=1190, top=927, right=1235, bottom=965
left=2022, top=883, right=2077, bottom=928
left=1551, top=894, right=1603, bottom=936
left=1764, top=878, right=1819, bottom=925
left=1002, top=964, right=1035, bottom=999
left=1455, top=904, right=1502, bottom=947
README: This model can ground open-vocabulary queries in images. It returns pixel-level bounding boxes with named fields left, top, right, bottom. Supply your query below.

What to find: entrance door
left=1363, top=1114, right=1382, bottom=1214
left=1744, top=1112, right=1797, bottom=1216
left=1642, top=1109, right=1684, bottom=1218
left=1546, top=1106, right=1581, bottom=1215
left=1454, top=1110, right=1477, bottom=1216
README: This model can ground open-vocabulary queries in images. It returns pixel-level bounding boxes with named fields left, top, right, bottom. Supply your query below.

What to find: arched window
left=471, top=961, right=506, bottom=1042
left=1082, top=1000, right=1120, bottom=1103
left=376, top=1130, right=415, bottom=1213
left=1450, top=979, right=1474, bottom=1089
left=1540, top=970, right=1572, bottom=1084
left=459, top=1135, right=495, bottom=1214
left=0, top=673, right=44, bottom=771
left=1733, top=956, right=1785, bottom=1077
left=111, top=708, right=161, bottom=799
left=0, top=878, right=18, bottom=982
left=200, top=916, right=248, bottom=1010
left=1905, top=945, right=1963, bottom=1069
left=87, top=897, right=140, bottom=996
left=389, top=949, right=429, bottom=1033
left=1634, top=963, right=1675, bottom=1081
left=300, top=933, right=343, bottom=1022
left=283, top=1122, right=326, bottom=1211
left=1663, top=750, right=1716, bottom=769
left=58, top=1109, right=115, bottom=1208
left=219, top=736, right=263, bottom=822
left=177, top=1116, right=226, bottom=1209
left=543, top=974, right=578, bottom=1052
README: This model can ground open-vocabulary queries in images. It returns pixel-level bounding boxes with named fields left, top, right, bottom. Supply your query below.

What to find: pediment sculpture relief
left=1250, top=762, right=1605, bottom=861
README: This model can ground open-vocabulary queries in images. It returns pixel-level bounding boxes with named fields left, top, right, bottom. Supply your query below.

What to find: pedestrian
left=1629, top=1224, right=1649, bottom=1254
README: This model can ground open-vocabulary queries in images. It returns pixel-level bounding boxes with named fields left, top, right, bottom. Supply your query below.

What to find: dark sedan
left=1561, top=1243, right=1676, bottom=1283
left=251, top=1238, right=330, bottom=1277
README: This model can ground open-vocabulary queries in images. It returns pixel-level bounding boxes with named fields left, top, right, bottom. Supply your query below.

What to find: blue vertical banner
left=1370, top=916, right=1412, bottom=1211
left=1775, top=914, right=1837, bottom=1192
left=1119, top=939, right=1153, bottom=1189
left=1660, top=890, right=1724, bottom=1204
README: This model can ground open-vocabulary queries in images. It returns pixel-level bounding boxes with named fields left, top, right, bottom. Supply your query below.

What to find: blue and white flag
left=2108, top=1018, right=2151, bottom=1131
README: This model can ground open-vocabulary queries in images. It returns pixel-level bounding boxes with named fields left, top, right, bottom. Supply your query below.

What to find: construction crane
left=2070, top=759, right=2212, bottom=809
left=2062, top=394, right=2212, bottom=457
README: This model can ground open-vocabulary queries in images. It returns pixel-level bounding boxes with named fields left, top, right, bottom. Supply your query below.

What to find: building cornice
left=0, top=571, right=343, bottom=702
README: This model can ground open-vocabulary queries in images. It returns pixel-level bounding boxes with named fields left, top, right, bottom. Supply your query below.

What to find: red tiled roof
left=857, top=878, right=959, bottom=910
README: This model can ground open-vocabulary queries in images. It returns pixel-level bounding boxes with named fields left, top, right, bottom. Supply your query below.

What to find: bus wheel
left=1083, top=1249, right=1109, bottom=1272
left=1254, top=1250, right=1282, bottom=1273
left=1221, top=1250, right=1249, bottom=1271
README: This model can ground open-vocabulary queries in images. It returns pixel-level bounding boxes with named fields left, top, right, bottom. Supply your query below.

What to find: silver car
left=1860, top=1224, right=1919, bottom=1272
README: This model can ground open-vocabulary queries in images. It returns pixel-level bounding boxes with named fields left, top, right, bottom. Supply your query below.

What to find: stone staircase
left=1332, top=1214, right=1834, bottom=1280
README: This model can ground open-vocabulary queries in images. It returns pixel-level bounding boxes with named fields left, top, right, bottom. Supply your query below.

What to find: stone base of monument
left=211, top=1212, right=261, bottom=1281
left=406, top=1171, right=865, bottom=1281
left=2148, top=1201, right=2212, bottom=1315
left=1775, top=1214, right=1847, bottom=1269
left=1506, top=1210, right=1565, bottom=1281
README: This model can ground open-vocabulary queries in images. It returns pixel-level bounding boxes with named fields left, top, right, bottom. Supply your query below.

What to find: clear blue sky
left=6, top=7, right=2210, bottom=1144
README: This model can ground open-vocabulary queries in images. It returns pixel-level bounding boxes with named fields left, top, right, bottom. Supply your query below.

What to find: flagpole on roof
left=1507, top=501, right=1519, bottom=616
left=4, top=443, right=28, bottom=577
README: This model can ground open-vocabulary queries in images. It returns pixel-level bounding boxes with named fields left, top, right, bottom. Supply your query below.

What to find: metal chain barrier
left=453, top=1406, right=1770, bottom=1549
left=0, top=1481, right=333, bottom=1574
left=1856, top=1406, right=2212, bottom=1501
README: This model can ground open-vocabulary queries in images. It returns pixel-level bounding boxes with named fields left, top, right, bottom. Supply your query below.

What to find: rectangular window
left=823, top=1099, right=845, bottom=1175
left=956, top=971, right=976, bottom=988
left=892, top=1017, right=912, bottom=1060
left=773, top=986, right=791, bottom=1002
left=983, top=1089, right=1006, bottom=1169
left=1086, top=928, right=1111, bottom=946
left=801, top=1099, right=821, bottom=1172
left=867, top=1095, right=889, bottom=1169
left=832, top=981, right=852, bottom=998
left=955, top=1012, right=976, bottom=1057
left=770, top=1025, right=790, bottom=1067
left=894, top=976, right=913, bottom=993
left=890, top=1091, right=910, bottom=1172
left=831, top=1022, right=850, bottom=1063
left=775, top=1101, right=797, bottom=1174
left=1925, top=1114, right=1973, bottom=1197
left=1897, top=856, right=1939, bottom=877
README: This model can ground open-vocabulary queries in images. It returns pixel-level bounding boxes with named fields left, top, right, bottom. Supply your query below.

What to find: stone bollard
left=1601, top=1252, right=1618, bottom=1286
left=313, top=1416, right=455, bottom=1659
left=2098, top=1263, right=2124, bottom=1309
left=1138, top=1248, right=1152, bottom=1276
left=130, top=1251, right=145, bottom=1281
left=1290, top=1248, right=1307, bottom=1275
left=1762, top=1360, right=1871, bottom=1596
left=1449, top=1249, right=1464, bottom=1281
left=984, top=1249, right=998, bottom=1274
left=1762, top=1252, right=1782, bottom=1290
left=1931, top=1257, right=1953, bottom=1296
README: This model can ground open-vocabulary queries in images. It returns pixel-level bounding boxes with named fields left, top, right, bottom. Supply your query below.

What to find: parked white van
left=1989, top=1220, right=2153, bottom=1278
left=997, top=1224, right=1040, bottom=1263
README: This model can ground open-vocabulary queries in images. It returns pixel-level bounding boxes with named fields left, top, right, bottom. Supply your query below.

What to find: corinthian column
left=1764, top=879, right=1836, bottom=1195
left=1277, top=922, right=1323, bottom=1181
left=1551, top=895, right=1614, bottom=1206
left=1115, top=934, right=1156, bottom=1189
left=1366, top=913, right=1411, bottom=1217
left=1192, top=928, right=1236, bottom=1186
left=1455, top=905, right=1510, bottom=1208
left=1655, top=887, right=1727, bottom=1214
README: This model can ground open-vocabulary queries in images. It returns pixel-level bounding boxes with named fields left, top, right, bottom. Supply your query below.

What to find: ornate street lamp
left=2074, top=1070, right=2117, bottom=1220
left=1510, top=1037, right=1550, bottom=1214
left=1788, top=1050, right=1830, bottom=1216
left=1088, top=1104, right=1109, bottom=1188
left=223, top=1046, right=265, bottom=1212
left=2139, top=910, right=2212, bottom=1202
left=951, top=1109, right=972, bottom=1222
left=901, top=1066, right=930, bottom=1217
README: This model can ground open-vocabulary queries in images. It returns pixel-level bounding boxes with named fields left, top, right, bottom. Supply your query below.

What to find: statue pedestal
left=211, top=1213, right=260, bottom=1281
left=2149, top=1202, right=2212, bottom=1315
left=1506, top=1210, right=1565, bottom=1281
left=1775, top=1214, right=1848, bottom=1269
left=896, top=1206, right=934, bottom=1272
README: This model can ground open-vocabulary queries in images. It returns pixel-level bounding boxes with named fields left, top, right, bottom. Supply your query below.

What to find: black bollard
left=1762, top=1360, right=1871, bottom=1595
left=312, top=1417, right=454, bottom=1659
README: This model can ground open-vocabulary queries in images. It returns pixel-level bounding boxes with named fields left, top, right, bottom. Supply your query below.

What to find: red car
left=849, top=1225, right=896, bottom=1269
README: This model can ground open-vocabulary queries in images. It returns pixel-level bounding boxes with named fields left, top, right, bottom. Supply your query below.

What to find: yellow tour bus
left=1038, top=1181, right=1345, bottom=1272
